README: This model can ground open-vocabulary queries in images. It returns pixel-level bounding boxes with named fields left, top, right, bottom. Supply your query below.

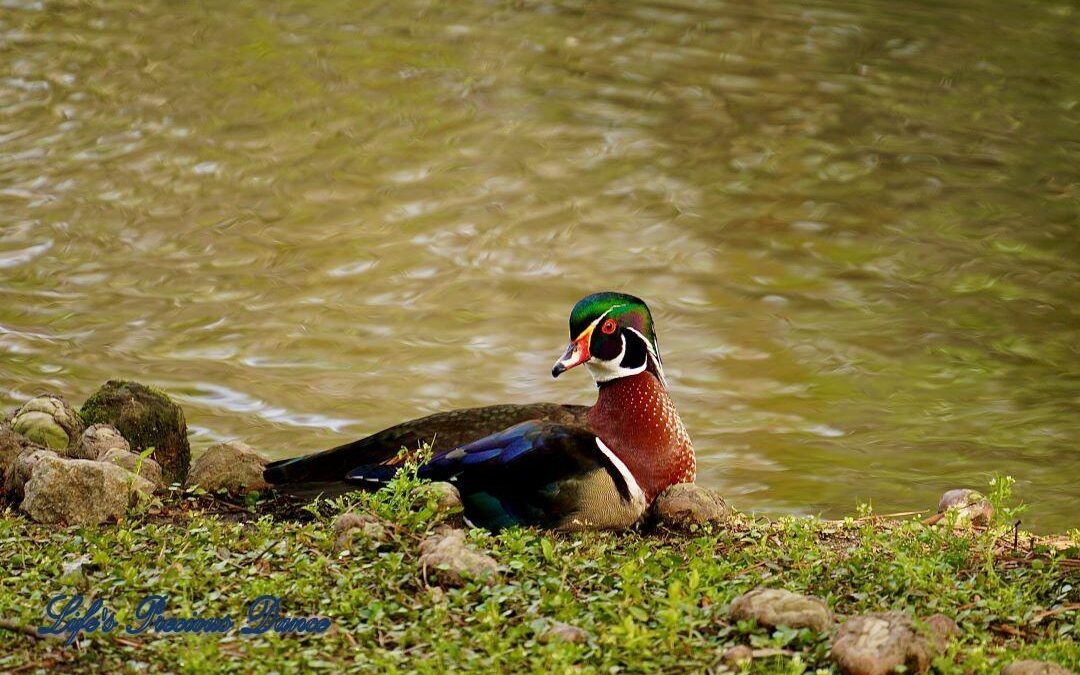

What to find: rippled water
left=1, top=0, right=1077, bottom=531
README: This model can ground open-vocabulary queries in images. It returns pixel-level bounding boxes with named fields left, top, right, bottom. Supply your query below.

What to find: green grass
left=0, top=469, right=1076, bottom=674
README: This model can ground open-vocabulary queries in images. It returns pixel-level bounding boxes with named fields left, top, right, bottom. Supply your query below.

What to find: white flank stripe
left=595, top=438, right=646, bottom=505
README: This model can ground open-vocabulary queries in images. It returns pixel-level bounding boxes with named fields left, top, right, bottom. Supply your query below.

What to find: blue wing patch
left=422, top=422, right=545, bottom=476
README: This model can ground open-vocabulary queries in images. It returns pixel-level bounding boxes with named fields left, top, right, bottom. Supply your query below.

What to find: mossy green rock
left=10, top=395, right=85, bottom=450
left=80, top=381, right=190, bottom=485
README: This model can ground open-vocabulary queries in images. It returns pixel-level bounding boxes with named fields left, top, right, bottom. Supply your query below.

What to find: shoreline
left=1, top=477, right=1076, bottom=673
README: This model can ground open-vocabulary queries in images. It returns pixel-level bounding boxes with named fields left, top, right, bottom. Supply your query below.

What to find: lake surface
left=1, top=0, right=1077, bottom=531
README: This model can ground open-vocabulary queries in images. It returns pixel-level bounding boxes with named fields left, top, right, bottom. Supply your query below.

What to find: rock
left=0, top=424, right=41, bottom=494
left=652, top=482, right=732, bottom=530
left=80, top=380, right=190, bottom=485
left=428, top=481, right=463, bottom=512
left=68, top=423, right=130, bottom=460
left=722, top=645, right=754, bottom=668
left=1001, top=660, right=1074, bottom=675
left=831, top=612, right=941, bottom=675
left=333, top=512, right=368, bottom=537
left=20, top=455, right=154, bottom=526
left=9, top=395, right=84, bottom=450
left=535, top=620, right=589, bottom=644
left=3, top=447, right=56, bottom=502
left=924, top=613, right=960, bottom=649
left=418, top=528, right=498, bottom=587
left=717, top=647, right=803, bottom=669
left=924, top=489, right=993, bottom=527
left=100, top=447, right=164, bottom=489
left=332, top=511, right=390, bottom=551
left=729, top=587, right=832, bottom=632
left=187, top=441, right=269, bottom=493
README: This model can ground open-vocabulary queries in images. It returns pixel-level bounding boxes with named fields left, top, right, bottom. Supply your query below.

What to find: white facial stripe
left=625, top=326, right=666, bottom=387
left=624, top=327, right=656, bottom=359
left=575, top=314, right=603, bottom=343
left=572, top=304, right=626, bottom=343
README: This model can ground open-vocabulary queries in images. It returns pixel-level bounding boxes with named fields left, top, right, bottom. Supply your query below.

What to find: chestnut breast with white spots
left=586, top=371, right=696, bottom=503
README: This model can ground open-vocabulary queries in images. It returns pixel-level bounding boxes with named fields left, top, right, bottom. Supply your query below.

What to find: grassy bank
left=0, top=472, right=1076, bottom=674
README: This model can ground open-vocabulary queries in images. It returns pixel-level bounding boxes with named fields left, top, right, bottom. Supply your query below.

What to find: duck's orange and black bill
left=552, top=327, right=593, bottom=378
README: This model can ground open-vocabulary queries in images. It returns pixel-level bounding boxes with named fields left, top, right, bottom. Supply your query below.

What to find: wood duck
left=263, top=292, right=696, bottom=531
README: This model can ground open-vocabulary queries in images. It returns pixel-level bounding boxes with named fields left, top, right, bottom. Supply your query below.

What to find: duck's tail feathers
left=263, top=434, right=406, bottom=486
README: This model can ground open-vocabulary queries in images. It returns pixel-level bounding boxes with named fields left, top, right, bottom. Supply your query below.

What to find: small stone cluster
left=721, top=587, right=1071, bottom=675
left=331, top=503, right=596, bottom=642
left=0, top=392, right=162, bottom=526
left=332, top=506, right=500, bottom=588
left=327, top=485, right=733, bottom=599
left=0, top=381, right=271, bottom=526
left=724, top=586, right=959, bottom=675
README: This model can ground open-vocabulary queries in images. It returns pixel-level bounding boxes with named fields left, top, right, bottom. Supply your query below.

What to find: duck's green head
left=552, top=292, right=666, bottom=387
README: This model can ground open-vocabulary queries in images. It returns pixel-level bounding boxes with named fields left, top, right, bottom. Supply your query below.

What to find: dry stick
left=826, top=510, right=928, bottom=524
left=734, top=560, right=769, bottom=577
left=339, top=624, right=360, bottom=650
left=991, top=623, right=1026, bottom=638
left=247, top=539, right=282, bottom=567
left=922, top=512, right=946, bottom=525
left=0, top=618, right=44, bottom=640
left=209, top=495, right=250, bottom=513
left=854, top=509, right=927, bottom=522
left=1031, top=604, right=1080, bottom=624
left=750, top=648, right=798, bottom=659
left=10, top=658, right=64, bottom=675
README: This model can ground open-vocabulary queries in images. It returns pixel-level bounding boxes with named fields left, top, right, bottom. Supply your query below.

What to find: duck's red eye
left=601, top=319, right=617, bottom=335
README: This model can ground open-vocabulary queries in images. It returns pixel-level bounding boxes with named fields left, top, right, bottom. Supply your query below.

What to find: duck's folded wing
left=351, top=421, right=644, bottom=530
left=264, top=403, right=587, bottom=486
